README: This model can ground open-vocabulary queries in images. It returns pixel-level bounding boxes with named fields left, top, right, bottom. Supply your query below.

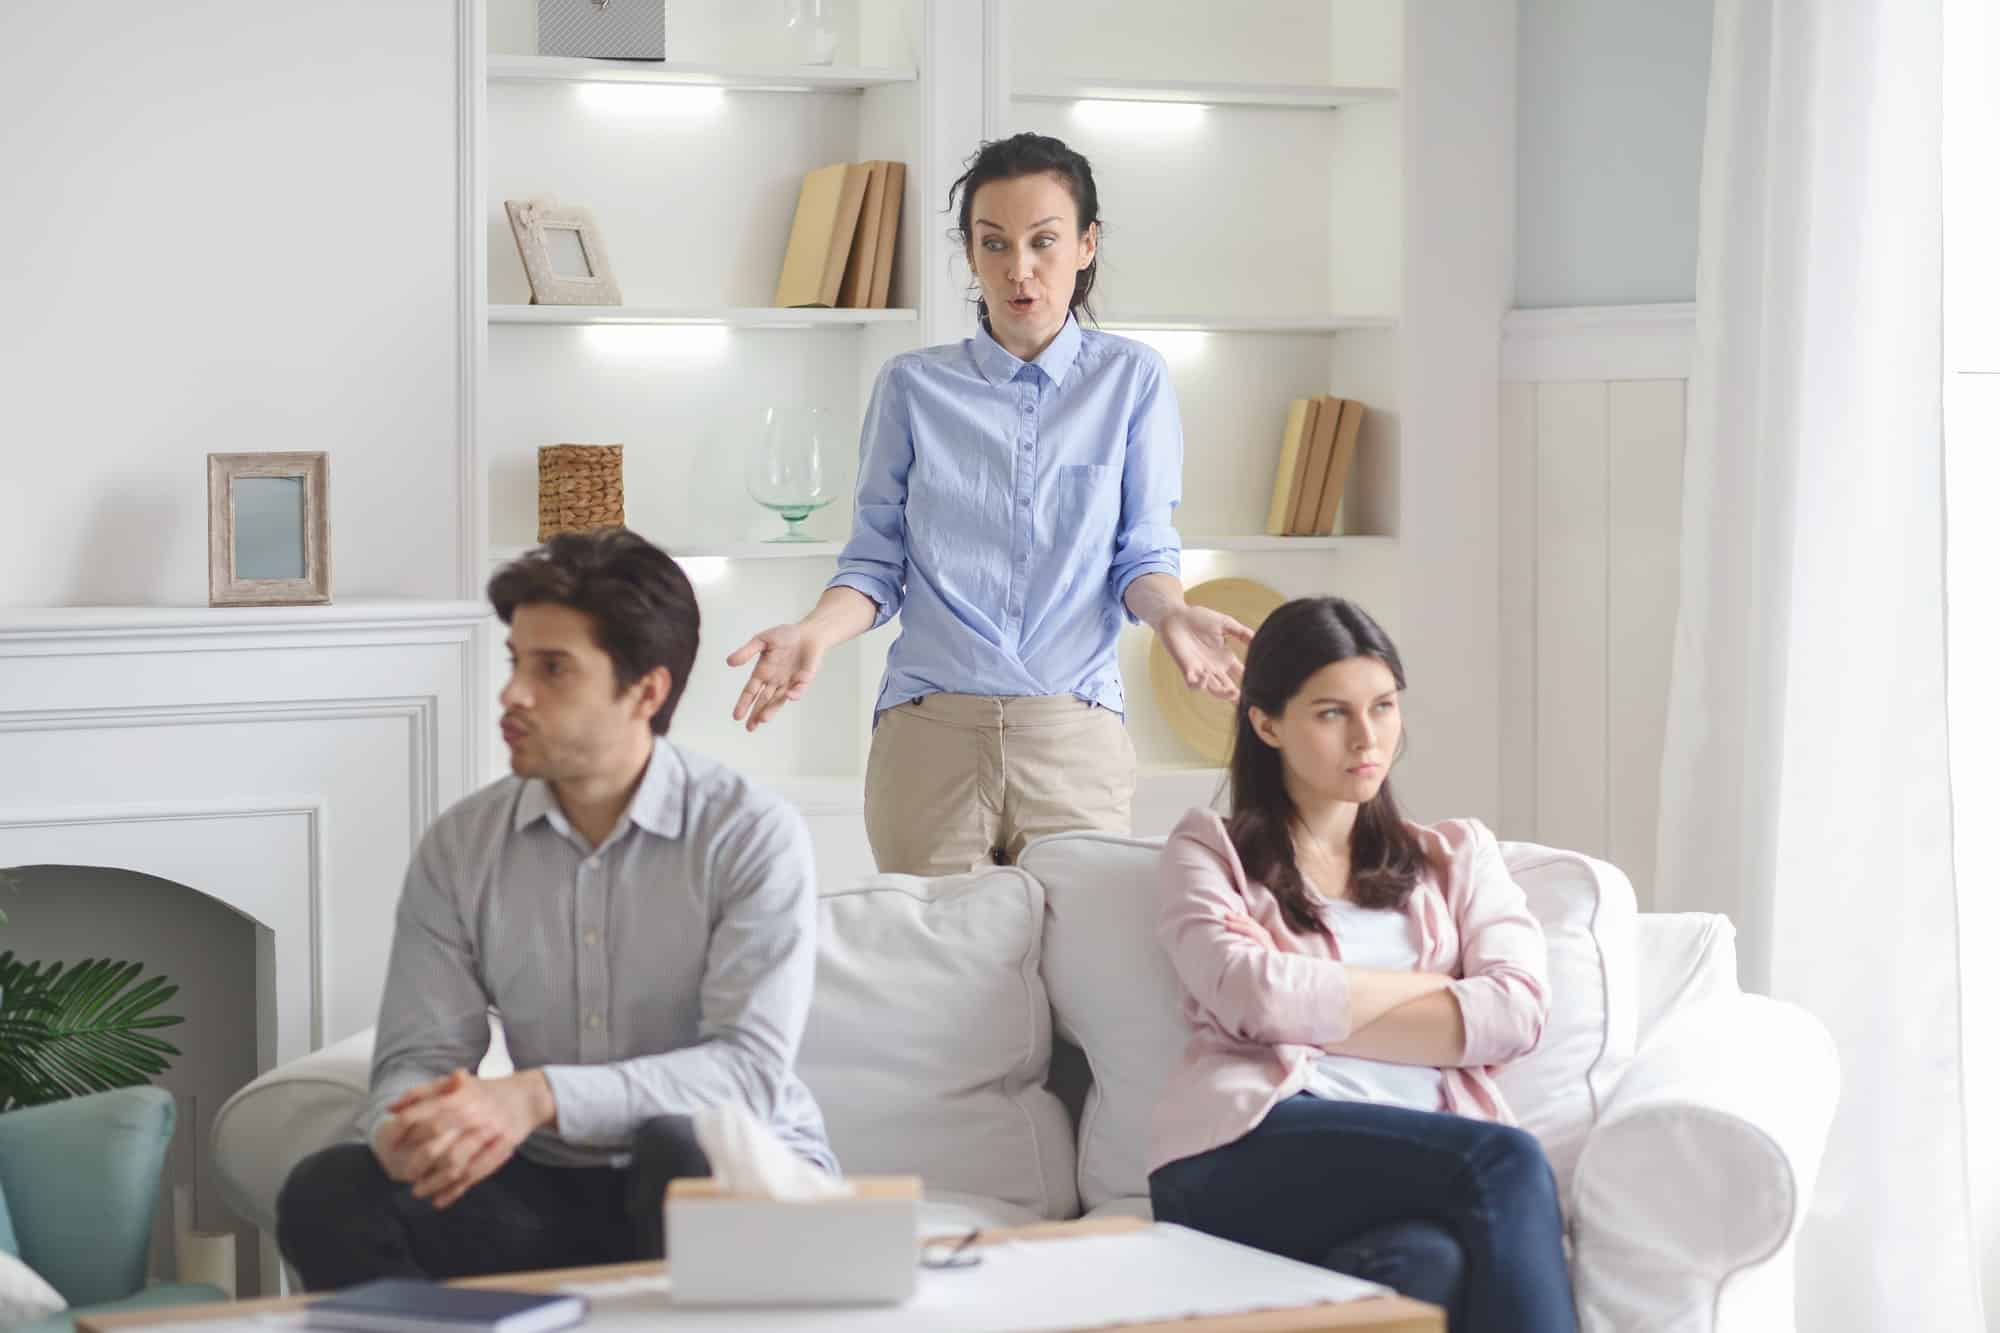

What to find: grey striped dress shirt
left=359, top=739, right=835, bottom=1171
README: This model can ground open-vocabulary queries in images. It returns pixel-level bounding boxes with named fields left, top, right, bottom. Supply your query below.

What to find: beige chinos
left=862, top=692, right=1137, bottom=876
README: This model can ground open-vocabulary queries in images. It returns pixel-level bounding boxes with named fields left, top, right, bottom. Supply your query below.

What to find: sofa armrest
left=210, top=1028, right=375, bottom=1234
left=0, top=1087, right=177, bottom=1310
left=1569, top=993, right=1838, bottom=1333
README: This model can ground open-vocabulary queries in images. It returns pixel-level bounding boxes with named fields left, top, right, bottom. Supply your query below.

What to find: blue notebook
left=304, top=1279, right=587, bottom=1333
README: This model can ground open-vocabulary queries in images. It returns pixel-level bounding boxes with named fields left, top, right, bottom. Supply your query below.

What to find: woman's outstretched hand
left=726, top=623, right=826, bottom=731
left=1157, top=605, right=1255, bottom=701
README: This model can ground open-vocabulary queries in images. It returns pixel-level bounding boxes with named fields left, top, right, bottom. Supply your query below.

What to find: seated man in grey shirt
left=276, top=527, right=835, bottom=1289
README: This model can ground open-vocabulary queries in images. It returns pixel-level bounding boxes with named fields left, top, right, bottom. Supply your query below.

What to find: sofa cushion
left=1491, top=842, right=1638, bottom=1210
left=797, top=867, right=1077, bottom=1220
left=1634, top=912, right=1739, bottom=1038
left=0, top=1251, right=65, bottom=1327
left=1017, top=831, right=1188, bottom=1214
left=0, top=1086, right=178, bottom=1310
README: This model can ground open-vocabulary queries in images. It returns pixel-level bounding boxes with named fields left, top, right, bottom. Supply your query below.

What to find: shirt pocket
left=1052, top=462, right=1121, bottom=553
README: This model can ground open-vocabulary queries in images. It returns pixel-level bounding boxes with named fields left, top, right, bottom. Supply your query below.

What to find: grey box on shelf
left=537, top=0, right=665, bottom=60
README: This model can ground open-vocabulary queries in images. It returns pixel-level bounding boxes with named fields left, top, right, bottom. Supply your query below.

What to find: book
left=1264, top=398, right=1314, bottom=536
left=1289, top=395, right=1341, bottom=536
left=1275, top=397, right=1323, bottom=535
left=867, top=160, right=907, bottom=308
left=837, top=161, right=888, bottom=308
left=1309, top=397, right=1367, bottom=534
left=305, top=1279, right=585, bottom=1333
left=774, top=162, right=870, bottom=308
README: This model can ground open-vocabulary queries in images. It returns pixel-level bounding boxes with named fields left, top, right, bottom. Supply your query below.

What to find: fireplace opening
left=2, top=864, right=266, bottom=1295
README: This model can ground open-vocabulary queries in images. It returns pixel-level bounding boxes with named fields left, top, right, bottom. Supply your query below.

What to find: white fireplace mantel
left=0, top=599, right=490, bottom=1070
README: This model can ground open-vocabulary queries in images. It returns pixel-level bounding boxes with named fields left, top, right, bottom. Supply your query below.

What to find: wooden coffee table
left=81, top=1216, right=1442, bottom=1332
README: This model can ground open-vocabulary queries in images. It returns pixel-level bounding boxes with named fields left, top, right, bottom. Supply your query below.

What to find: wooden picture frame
left=207, top=452, right=330, bottom=607
left=505, top=197, right=622, bottom=306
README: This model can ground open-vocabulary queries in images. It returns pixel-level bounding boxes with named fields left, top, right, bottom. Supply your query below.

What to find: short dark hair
left=487, top=527, right=698, bottom=736
left=947, top=132, right=1104, bottom=323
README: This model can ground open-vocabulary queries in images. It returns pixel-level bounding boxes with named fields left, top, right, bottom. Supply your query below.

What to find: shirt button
left=586, top=1012, right=603, bottom=1030
left=583, top=928, right=600, bottom=947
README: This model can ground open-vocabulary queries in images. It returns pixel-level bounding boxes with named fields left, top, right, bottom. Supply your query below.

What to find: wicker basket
left=537, top=444, right=624, bottom=541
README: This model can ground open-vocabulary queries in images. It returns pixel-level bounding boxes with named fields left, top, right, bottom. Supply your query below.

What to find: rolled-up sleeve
left=1111, top=354, right=1183, bottom=622
left=1443, top=820, right=1551, bottom=1067
left=827, top=358, right=913, bottom=628
left=541, top=806, right=817, bottom=1147
left=1157, top=826, right=1355, bottom=1046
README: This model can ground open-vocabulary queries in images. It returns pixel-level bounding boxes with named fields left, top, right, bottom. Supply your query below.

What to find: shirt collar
left=511, top=737, right=687, bottom=841
left=972, top=312, right=1083, bottom=388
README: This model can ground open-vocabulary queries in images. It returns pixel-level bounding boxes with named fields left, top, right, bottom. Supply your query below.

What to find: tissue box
left=666, top=1176, right=921, bottom=1307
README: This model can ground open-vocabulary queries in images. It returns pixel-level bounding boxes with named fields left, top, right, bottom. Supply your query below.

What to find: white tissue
left=691, top=1104, right=852, bottom=1200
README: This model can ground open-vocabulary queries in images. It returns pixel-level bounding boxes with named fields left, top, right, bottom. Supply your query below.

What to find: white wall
left=0, top=4, right=467, bottom=607
left=1499, top=369, right=1685, bottom=905
left=1514, top=0, right=1712, bottom=309
left=1393, top=0, right=1517, bottom=826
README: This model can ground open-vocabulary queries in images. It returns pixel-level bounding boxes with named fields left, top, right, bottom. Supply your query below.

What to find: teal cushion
left=0, top=1088, right=177, bottom=1308
left=0, top=1176, right=19, bottom=1257
left=15, top=1282, right=228, bottom=1333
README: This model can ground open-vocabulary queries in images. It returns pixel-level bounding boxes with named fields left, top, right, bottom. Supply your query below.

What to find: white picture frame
left=505, top=197, right=622, bottom=306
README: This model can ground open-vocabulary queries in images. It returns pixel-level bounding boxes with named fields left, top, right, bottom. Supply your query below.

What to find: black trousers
left=275, top=1115, right=709, bottom=1291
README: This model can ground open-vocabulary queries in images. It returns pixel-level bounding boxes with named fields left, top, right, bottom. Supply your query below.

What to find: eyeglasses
left=919, top=1229, right=983, bottom=1270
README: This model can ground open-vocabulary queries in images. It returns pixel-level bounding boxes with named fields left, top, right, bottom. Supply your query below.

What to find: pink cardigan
left=1149, top=807, right=1551, bottom=1174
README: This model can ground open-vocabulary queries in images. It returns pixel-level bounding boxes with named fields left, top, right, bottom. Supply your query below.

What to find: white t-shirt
left=1301, top=894, right=1447, bottom=1113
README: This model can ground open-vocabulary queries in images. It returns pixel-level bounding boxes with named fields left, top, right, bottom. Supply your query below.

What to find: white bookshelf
left=1098, top=315, right=1397, bottom=334
left=474, top=0, right=1417, bottom=788
left=488, top=54, right=916, bottom=92
left=1013, top=77, right=1396, bottom=110
left=1008, top=0, right=1408, bottom=775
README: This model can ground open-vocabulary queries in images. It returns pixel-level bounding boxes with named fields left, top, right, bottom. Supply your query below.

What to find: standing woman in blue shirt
left=728, top=133, right=1249, bottom=875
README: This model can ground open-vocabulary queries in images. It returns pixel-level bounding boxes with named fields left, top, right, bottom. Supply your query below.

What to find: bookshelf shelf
left=1013, top=77, right=1398, bottom=109
left=488, top=305, right=918, bottom=328
left=1099, top=315, right=1397, bottom=335
left=490, top=542, right=842, bottom=564
left=490, top=536, right=1393, bottom=564
left=487, top=55, right=918, bottom=93
left=1180, top=535, right=1395, bottom=553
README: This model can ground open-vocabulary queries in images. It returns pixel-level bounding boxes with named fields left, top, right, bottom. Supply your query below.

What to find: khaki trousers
left=862, top=693, right=1138, bottom=876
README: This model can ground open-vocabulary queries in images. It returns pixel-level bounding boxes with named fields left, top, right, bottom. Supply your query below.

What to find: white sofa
left=212, top=831, right=1838, bottom=1332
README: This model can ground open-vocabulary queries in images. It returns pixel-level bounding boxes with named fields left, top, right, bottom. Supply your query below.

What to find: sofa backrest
left=795, top=866, right=1078, bottom=1221
left=1018, top=829, right=1640, bottom=1213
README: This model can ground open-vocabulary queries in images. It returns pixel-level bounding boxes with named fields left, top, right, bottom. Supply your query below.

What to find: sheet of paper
left=558, top=1224, right=1390, bottom=1331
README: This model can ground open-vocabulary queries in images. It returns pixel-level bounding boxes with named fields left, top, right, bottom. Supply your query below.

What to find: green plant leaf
left=0, top=952, right=183, bottom=1109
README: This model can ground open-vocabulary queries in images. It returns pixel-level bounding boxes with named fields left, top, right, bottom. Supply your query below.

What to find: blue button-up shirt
left=828, top=315, right=1183, bottom=715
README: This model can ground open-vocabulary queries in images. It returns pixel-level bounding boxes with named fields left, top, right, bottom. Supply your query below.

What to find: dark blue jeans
left=1150, top=1095, right=1576, bottom=1333
left=276, top=1115, right=709, bottom=1290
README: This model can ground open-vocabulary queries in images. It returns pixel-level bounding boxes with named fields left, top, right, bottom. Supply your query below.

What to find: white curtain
left=1655, top=0, right=1985, bottom=1330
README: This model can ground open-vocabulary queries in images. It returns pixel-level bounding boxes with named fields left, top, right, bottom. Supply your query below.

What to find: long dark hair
left=946, top=132, right=1102, bottom=324
left=1226, top=597, right=1430, bottom=931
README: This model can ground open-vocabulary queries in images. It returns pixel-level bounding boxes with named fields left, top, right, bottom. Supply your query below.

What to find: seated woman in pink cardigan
left=1149, top=596, right=1574, bottom=1332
